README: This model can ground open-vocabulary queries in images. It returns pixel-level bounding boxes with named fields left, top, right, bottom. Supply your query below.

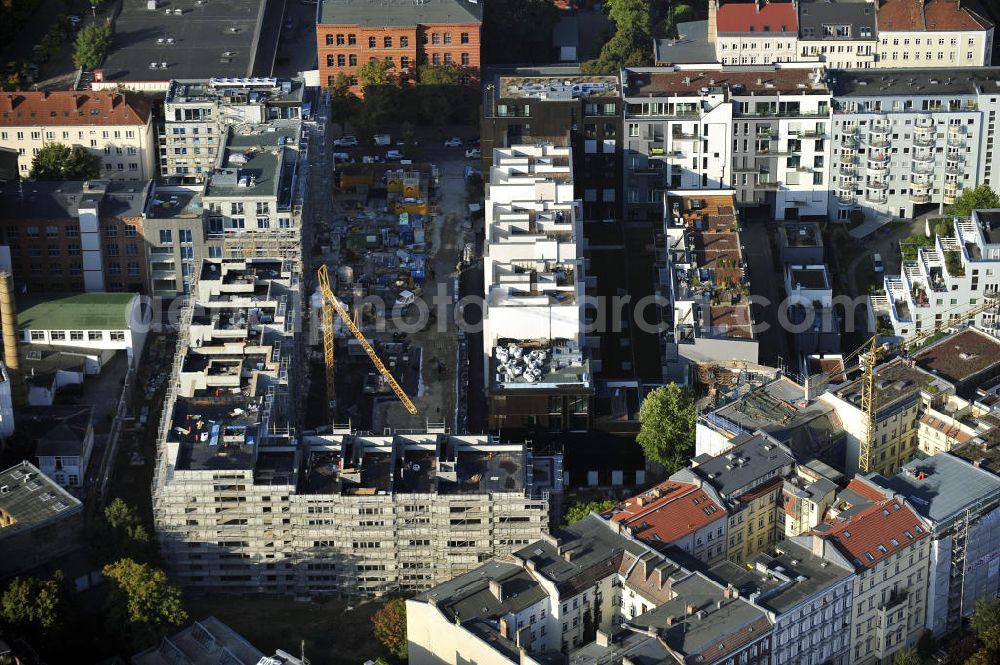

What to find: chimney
left=0, top=272, right=27, bottom=408
left=595, top=630, right=610, bottom=648
left=686, top=604, right=696, bottom=616
left=716, top=599, right=723, bottom=609
left=499, top=617, right=511, bottom=638
left=708, top=0, right=718, bottom=43
left=563, top=549, right=574, bottom=562
left=636, top=496, right=646, bottom=507
left=724, top=584, right=738, bottom=600
left=657, top=565, right=668, bottom=589
left=489, top=579, right=505, bottom=601
left=665, top=616, right=676, bottom=626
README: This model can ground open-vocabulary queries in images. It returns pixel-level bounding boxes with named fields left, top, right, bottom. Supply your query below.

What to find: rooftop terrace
left=625, top=67, right=828, bottom=98
left=171, top=396, right=262, bottom=471
left=497, top=76, right=619, bottom=99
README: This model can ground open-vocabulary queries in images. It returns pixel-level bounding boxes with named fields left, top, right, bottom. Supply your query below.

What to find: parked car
left=333, top=135, right=358, bottom=147
left=465, top=148, right=481, bottom=159
left=872, top=253, right=884, bottom=273
left=332, top=152, right=350, bottom=161
left=373, top=134, right=392, bottom=146
left=444, top=137, right=463, bottom=147
left=386, top=149, right=403, bottom=160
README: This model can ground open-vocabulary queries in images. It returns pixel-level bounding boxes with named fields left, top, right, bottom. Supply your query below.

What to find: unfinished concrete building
left=482, top=144, right=592, bottom=431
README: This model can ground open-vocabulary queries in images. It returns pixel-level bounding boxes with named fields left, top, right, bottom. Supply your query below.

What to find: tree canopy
left=564, top=499, right=617, bottom=525
left=90, top=498, right=154, bottom=564
left=1, top=573, right=65, bottom=631
left=892, top=648, right=920, bottom=665
left=417, top=63, right=464, bottom=86
left=73, top=22, right=112, bottom=70
left=948, top=184, right=1000, bottom=218
left=103, top=559, right=187, bottom=636
left=636, top=384, right=696, bottom=473
left=372, top=597, right=408, bottom=660
left=357, top=58, right=396, bottom=88
left=483, top=0, right=559, bottom=64
left=29, top=143, right=101, bottom=180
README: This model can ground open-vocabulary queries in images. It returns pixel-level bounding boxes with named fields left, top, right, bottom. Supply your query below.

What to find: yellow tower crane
left=856, top=295, right=1000, bottom=473
left=317, top=264, right=419, bottom=415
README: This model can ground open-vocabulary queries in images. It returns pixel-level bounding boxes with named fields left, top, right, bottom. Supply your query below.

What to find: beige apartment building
left=877, top=0, right=994, bottom=68
left=0, top=91, right=155, bottom=180
left=809, top=479, right=932, bottom=665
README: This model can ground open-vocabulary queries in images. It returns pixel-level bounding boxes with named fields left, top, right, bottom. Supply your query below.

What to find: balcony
left=837, top=192, right=857, bottom=205
left=947, top=135, right=965, bottom=148
left=943, top=191, right=957, bottom=205
left=839, top=163, right=856, bottom=177
left=753, top=180, right=780, bottom=190
left=912, top=162, right=934, bottom=175
left=869, top=137, right=890, bottom=149
left=912, top=152, right=934, bottom=165
left=913, top=135, right=935, bottom=147
left=910, top=193, right=932, bottom=204
left=671, top=132, right=700, bottom=142
left=867, top=160, right=888, bottom=173
left=841, top=136, right=858, bottom=150
left=869, top=150, right=889, bottom=163
left=945, top=164, right=961, bottom=176
left=910, top=179, right=930, bottom=191
left=868, top=180, right=888, bottom=190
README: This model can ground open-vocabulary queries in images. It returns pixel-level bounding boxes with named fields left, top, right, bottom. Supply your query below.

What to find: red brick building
left=316, top=0, right=482, bottom=95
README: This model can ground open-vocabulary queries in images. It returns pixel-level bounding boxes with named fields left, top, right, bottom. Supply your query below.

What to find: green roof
left=17, top=292, right=136, bottom=331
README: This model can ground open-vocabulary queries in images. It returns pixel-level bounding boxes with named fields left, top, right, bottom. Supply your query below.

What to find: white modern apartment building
left=162, top=77, right=305, bottom=182
left=829, top=68, right=1000, bottom=222
left=481, top=144, right=591, bottom=429
left=0, top=91, right=155, bottom=180
left=876, top=0, right=994, bottom=68
left=873, top=211, right=1000, bottom=339
left=796, top=0, right=879, bottom=70
left=623, top=65, right=831, bottom=223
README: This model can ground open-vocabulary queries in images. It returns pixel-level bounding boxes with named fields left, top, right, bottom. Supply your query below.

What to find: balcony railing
left=868, top=180, right=888, bottom=190
left=913, top=153, right=934, bottom=164
left=913, top=135, right=935, bottom=147
left=837, top=193, right=856, bottom=205
left=867, top=161, right=888, bottom=173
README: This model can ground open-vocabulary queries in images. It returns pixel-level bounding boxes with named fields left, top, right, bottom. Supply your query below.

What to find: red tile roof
left=0, top=91, right=151, bottom=127
left=813, top=482, right=929, bottom=569
left=717, top=1, right=798, bottom=34
left=878, top=0, right=993, bottom=32
left=845, top=477, right=887, bottom=502
left=609, top=480, right=727, bottom=545
left=919, top=413, right=974, bottom=444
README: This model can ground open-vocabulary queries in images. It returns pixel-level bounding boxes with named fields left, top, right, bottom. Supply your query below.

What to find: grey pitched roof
left=798, top=0, right=878, bottom=39
left=683, top=432, right=795, bottom=500
left=868, top=454, right=1000, bottom=527
left=23, top=406, right=94, bottom=458
left=319, top=0, right=483, bottom=27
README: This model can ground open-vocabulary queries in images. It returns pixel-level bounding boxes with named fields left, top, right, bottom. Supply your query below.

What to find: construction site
left=307, top=153, right=475, bottom=432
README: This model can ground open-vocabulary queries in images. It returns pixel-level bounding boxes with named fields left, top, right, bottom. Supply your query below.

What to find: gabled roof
left=23, top=406, right=94, bottom=458
left=717, top=1, right=798, bottom=34
left=0, top=91, right=151, bottom=127
left=812, top=480, right=928, bottom=570
left=878, top=0, right=993, bottom=32
left=608, top=480, right=727, bottom=547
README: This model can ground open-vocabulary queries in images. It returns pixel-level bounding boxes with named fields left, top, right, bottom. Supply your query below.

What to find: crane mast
left=317, top=264, right=419, bottom=416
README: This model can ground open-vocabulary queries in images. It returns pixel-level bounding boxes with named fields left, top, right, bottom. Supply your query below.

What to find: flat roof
left=17, top=292, right=136, bottom=331
left=654, top=21, right=718, bottom=65
left=146, top=188, right=203, bottom=219
left=869, top=454, right=1000, bottom=526
left=204, top=149, right=283, bottom=199
left=833, top=67, right=1000, bottom=97
left=497, top=75, right=618, bottom=99
left=319, top=0, right=482, bottom=26
left=710, top=376, right=842, bottom=445
left=709, top=540, right=853, bottom=615
left=789, top=266, right=829, bottom=290
left=915, top=328, right=1000, bottom=389
left=831, top=358, right=948, bottom=414
left=166, top=77, right=305, bottom=105
left=172, top=396, right=262, bottom=471
left=0, top=461, right=82, bottom=538
left=99, top=0, right=271, bottom=81
left=779, top=222, right=823, bottom=247
left=687, top=433, right=795, bottom=500
left=625, top=67, right=827, bottom=97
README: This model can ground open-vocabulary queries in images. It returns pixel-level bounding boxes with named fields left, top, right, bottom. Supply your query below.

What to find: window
left=400, top=36, right=408, bottom=47
left=443, top=32, right=451, bottom=44
left=432, top=53, right=440, bottom=65
left=400, top=56, right=410, bottom=69
left=432, top=33, right=440, bottom=45
left=159, top=229, right=172, bottom=244
left=369, top=36, right=376, bottom=47
left=384, top=36, right=392, bottom=47
left=443, top=53, right=452, bottom=64
left=349, top=54, right=357, bottom=66
left=88, top=331, right=103, bottom=341
left=461, top=52, right=469, bottom=65
left=70, top=330, right=84, bottom=341
left=30, top=330, right=45, bottom=342
left=460, top=32, right=469, bottom=44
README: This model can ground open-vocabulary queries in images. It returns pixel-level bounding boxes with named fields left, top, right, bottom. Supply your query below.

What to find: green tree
left=357, top=57, right=396, bottom=88
left=372, top=597, right=408, bottom=660
left=0, top=573, right=65, bottom=631
left=580, top=27, right=653, bottom=74
left=417, top=63, right=463, bottom=86
left=970, top=598, right=1000, bottom=638
left=73, top=22, right=112, bottom=69
left=948, top=184, right=1000, bottom=218
left=91, top=498, right=153, bottom=564
left=892, top=647, right=920, bottom=665
left=564, top=499, right=617, bottom=525
left=933, top=220, right=952, bottom=237
left=483, top=0, right=559, bottom=63
left=103, top=559, right=187, bottom=637
left=636, top=384, right=695, bottom=473
left=29, top=143, right=101, bottom=180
